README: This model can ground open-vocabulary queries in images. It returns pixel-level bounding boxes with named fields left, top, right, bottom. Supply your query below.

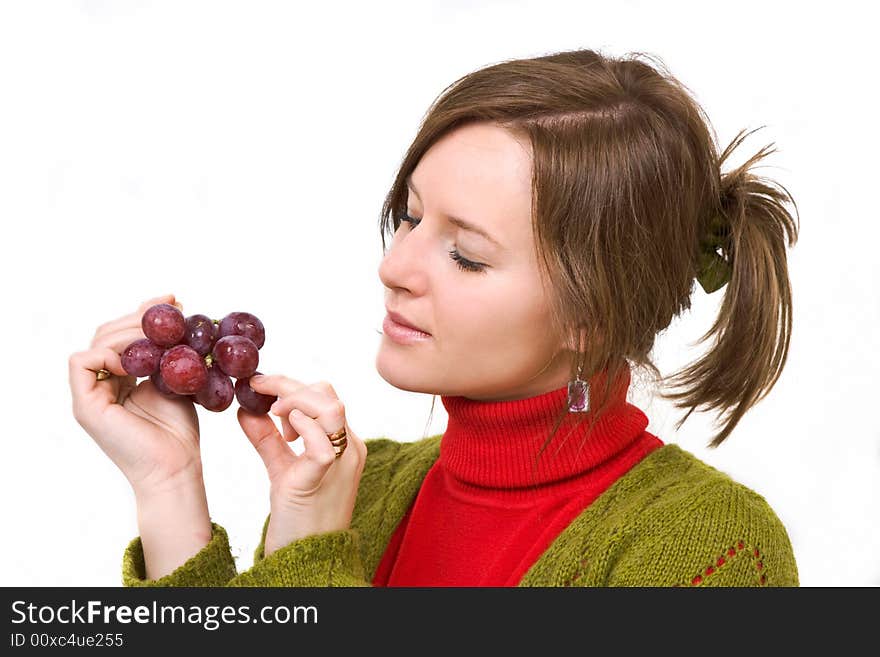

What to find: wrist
left=263, top=519, right=334, bottom=558
left=134, top=476, right=213, bottom=581
left=264, top=524, right=300, bottom=559
left=132, top=466, right=206, bottom=504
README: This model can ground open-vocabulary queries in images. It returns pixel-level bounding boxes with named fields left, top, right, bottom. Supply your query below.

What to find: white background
left=1, top=0, right=876, bottom=587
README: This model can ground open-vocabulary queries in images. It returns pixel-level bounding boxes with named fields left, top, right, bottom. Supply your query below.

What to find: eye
left=397, top=212, right=418, bottom=229
left=397, top=212, right=488, bottom=274
left=447, top=249, right=486, bottom=273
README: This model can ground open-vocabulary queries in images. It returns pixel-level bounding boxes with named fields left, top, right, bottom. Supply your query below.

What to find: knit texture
left=122, top=436, right=799, bottom=587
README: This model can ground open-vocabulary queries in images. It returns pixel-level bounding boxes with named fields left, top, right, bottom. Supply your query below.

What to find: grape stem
left=204, top=353, right=214, bottom=368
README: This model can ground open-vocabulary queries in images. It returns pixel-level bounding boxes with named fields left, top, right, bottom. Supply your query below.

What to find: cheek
left=438, top=273, right=550, bottom=346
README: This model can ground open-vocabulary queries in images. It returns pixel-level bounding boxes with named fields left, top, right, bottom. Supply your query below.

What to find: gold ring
left=327, top=426, right=347, bottom=458
left=95, top=369, right=112, bottom=381
left=327, top=426, right=347, bottom=442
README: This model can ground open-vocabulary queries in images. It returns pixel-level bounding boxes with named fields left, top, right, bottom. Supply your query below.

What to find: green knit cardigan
left=121, top=434, right=799, bottom=587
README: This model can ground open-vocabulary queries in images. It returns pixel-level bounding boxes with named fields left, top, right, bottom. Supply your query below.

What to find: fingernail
left=251, top=374, right=263, bottom=383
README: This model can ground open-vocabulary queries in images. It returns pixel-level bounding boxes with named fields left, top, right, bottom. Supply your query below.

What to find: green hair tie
left=695, top=213, right=733, bottom=294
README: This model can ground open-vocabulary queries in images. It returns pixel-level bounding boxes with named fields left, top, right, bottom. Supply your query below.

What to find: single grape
left=235, top=373, right=277, bottom=414
left=159, top=344, right=209, bottom=394
left=150, top=370, right=182, bottom=399
left=195, top=366, right=234, bottom=412
left=184, top=314, right=218, bottom=356
left=142, top=303, right=186, bottom=347
left=212, top=335, right=259, bottom=379
left=120, top=338, right=164, bottom=377
left=217, top=312, right=265, bottom=349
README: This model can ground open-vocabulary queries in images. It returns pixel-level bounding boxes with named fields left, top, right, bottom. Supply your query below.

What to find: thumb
left=69, top=347, right=129, bottom=408
left=237, top=407, right=295, bottom=478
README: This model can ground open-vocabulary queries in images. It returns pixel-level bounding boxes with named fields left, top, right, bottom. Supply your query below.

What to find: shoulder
left=355, top=433, right=442, bottom=505
left=362, top=433, right=442, bottom=477
left=603, top=444, right=800, bottom=586
left=533, top=444, right=799, bottom=587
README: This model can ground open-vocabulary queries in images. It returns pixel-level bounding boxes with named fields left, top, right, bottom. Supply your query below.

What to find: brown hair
left=379, top=48, right=799, bottom=456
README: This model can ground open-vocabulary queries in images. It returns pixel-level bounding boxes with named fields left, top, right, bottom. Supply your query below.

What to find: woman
left=68, top=48, right=800, bottom=587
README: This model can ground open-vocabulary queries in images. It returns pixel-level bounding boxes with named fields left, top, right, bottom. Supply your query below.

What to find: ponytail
left=661, top=126, right=800, bottom=447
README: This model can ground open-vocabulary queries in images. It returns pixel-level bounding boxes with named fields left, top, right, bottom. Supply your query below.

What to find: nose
left=377, top=224, right=429, bottom=294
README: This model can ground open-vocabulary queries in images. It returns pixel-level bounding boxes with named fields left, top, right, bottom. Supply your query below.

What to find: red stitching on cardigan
left=684, top=541, right=767, bottom=587
left=568, top=542, right=768, bottom=586
left=565, top=557, right=591, bottom=586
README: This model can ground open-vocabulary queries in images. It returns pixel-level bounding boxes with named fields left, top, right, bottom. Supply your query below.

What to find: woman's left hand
left=236, top=374, right=368, bottom=558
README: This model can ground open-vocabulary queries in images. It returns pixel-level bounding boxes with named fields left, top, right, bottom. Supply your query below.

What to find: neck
left=438, top=366, right=651, bottom=502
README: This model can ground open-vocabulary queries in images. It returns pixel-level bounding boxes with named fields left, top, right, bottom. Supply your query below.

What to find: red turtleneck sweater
left=371, top=368, right=664, bottom=586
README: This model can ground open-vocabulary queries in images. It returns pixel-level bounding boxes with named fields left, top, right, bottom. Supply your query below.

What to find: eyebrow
left=405, top=173, right=505, bottom=251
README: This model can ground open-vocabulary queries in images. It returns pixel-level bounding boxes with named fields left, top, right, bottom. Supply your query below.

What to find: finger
left=287, top=409, right=339, bottom=490
left=237, top=408, right=295, bottom=479
left=138, top=294, right=180, bottom=314
left=264, top=408, right=346, bottom=457
left=93, top=294, right=177, bottom=341
left=280, top=403, right=362, bottom=462
left=270, top=392, right=346, bottom=437
left=278, top=414, right=300, bottom=444
left=311, top=381, right=339, bottom=399
left=247, top=373, right=308, bottom=398
left=269, top=386, right=344, bottom=422
left=91, top=327, right=147, bottom=353
left=69, top=347, right=127, bottom=404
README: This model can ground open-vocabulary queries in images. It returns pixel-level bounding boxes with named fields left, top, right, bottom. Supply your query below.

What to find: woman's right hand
left=68, top=294, right=204, bottom=498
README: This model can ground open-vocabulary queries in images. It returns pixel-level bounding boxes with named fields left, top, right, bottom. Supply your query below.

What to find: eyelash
left=398, top=213, right=488, bottom=274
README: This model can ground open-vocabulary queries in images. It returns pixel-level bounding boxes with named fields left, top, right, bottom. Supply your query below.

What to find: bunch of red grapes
left=120, top=303, right=277, bottom=414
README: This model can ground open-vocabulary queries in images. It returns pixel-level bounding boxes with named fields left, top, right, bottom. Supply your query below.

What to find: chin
left=375, top=352, right=437, bottom=394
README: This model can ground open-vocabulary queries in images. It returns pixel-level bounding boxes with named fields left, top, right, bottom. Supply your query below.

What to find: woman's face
left=376, top=122, right=575, bottom=401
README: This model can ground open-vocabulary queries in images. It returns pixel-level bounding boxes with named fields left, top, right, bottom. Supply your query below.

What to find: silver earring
left=567, top=363, right=590, bottom=412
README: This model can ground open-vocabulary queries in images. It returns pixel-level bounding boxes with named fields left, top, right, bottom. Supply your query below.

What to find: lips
left=385, top=308, right=430, bottom=334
